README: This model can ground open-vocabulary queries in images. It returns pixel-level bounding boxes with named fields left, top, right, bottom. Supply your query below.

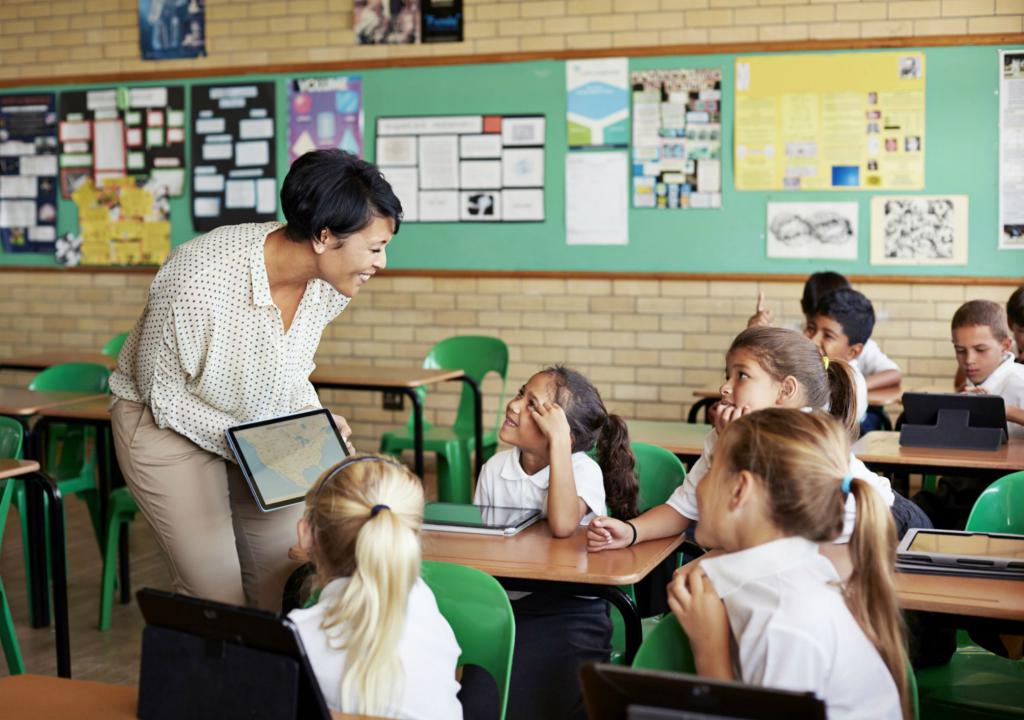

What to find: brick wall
left=0, top=270, right=1014, bottom=453
left=0, top=0, right=1017, bottom=82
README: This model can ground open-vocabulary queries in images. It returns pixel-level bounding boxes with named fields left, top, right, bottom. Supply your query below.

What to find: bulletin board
left=0, top=40, right=1019, bottom=277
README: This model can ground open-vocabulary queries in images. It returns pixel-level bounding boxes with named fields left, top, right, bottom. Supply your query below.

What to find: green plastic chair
left=915, top=470, right=1024, bottom=720
left=380, top=336, right=509, bottom=503
left=631, top=613, right=695, bottom=672
left=609, top=443, right=687, bottom=664
left=101, top=331, right=129, bottom=358
left=17, top=362, right=110, bottom=620
left=0, top=417, right=25, bottom=674
left=98, top=487, right=139, bottom=630
left=420, top=560, right=515, bottom=720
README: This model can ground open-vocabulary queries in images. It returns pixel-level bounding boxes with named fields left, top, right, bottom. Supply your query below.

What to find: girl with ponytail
left=474, top=364, right=638, bottom=719
left=668, top=408, right=908, bottom=720
left=289, top=454, right=462, bottom=719
left=589, top=327, right=928, bottom=565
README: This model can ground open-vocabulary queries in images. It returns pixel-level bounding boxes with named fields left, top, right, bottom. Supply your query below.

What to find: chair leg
left=436, top=448, right=471, bottom=504
left=79, top=489, right=104, bottom=551
left=0, top=578, right=25, bottom=674
left=98, top=511, right=123, bottom=631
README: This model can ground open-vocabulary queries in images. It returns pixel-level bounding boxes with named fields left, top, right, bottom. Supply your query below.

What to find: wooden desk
left=423, top=523, right=683, bottom=663
left=0, top=461, right=71, bottom=678
left=0, top=351, right=116, bottom=373
left=896, top=571, right=1024, bottom=634
left=627, top=420, right=710, bottom=466
left=853, top=431, right=1024, bottom=480
left=0, top=388, right=105, bottom=417
left=310, top=365, right=481, bottom=479
left=0, top=675, right=378, bottom=719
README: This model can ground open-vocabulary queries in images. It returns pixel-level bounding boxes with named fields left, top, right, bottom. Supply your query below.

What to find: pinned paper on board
left=71, top=177, right=171, bottom=266
left=766, top=202, right=858, bottom=260
left=870, top=195, right=968, bottom=265
left=566, top=152, right=628, bottom=245
left=139, top=0, right=206, bottom=60
left=1000, top=50, right=1024, bottom=249
left=376, top=113, right=546, bottom=223
left=567, top=58, right=629, bottom=148
left=0, top=93, right=59, bottom=253
left=288, top=76, right=363, bottom=162
left=631, top=68, right=722, bottom=209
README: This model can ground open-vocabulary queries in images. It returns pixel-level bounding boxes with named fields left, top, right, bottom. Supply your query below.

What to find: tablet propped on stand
left=896, top=528, right=1024, bottom=579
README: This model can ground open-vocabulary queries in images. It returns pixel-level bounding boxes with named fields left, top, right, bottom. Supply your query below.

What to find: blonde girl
left=289, top=454, right=462, bottom=719
left=670, top=409, right=907, bottom=720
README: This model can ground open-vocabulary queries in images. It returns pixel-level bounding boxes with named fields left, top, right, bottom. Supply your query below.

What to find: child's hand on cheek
left=714, top=404, right=752, bottom=432
left=530, top=401, right=572, bottom=448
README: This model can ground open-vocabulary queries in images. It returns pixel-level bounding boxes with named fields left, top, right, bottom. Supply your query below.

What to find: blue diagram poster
left=566, top=58, right=629, bottom=149
left=0, top=94, right=58, bottom=253
left=139, top=0, right=206, bottom=60
left=288, top=76, right=363, bottom=163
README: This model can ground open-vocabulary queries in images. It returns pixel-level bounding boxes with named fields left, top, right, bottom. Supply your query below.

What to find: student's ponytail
left=845, top=478, right=909, bottom=720
left=825, top=358, right=860, bottom=441
left=542, top=365, right=639, bottom=520
left=305, top=455, right=425, bottom=716
left=597, top=413, right=639, bottom=520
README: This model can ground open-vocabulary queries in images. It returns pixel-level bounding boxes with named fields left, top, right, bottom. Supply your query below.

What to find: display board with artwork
left=0, top=93, right=58, bottom=253
left=288, top=76, right=363, bottom=162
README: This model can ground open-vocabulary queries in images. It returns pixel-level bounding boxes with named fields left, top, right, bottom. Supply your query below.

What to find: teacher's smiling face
left=312, top=215, right=393, bottom=298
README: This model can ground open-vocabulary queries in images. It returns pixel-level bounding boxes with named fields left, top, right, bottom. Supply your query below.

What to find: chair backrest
left=965, top=470, right=1024, bottom=533
left=29, top=362, right=111, bottom=394
left=421, top=336, right=510, bottom=437
left=631, top=612, right=696, bottom=672
left=102, top=331, right=129, bottom=358
left=0, top=416, right=24, bottom=460
left=420, top=560, right=515, bottom=720
left=632, top=442, right=686, bottom=513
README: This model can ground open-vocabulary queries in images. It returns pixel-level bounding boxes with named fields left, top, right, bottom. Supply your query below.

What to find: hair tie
left=370, top=504, right=390, bottom=517
left=822, top=355, right=830, bottom=370
left=841, top=474, right=853, bottom=494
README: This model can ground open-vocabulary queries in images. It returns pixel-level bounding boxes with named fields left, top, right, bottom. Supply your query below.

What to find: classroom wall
left=0, top=270, right=1012, bottom=452
left=0, top=0, right=1018, bottom=82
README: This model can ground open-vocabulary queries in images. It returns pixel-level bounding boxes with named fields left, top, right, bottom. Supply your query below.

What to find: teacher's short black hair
left=280, top=149, right=402, bottom=243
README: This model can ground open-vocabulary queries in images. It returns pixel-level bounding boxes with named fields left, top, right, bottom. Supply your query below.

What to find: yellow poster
left=71, top=177, right=171, bottom=266
left=735, top=52, right=925, bottom=191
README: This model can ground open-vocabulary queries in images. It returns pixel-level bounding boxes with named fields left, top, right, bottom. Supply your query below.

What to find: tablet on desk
left=225, top=408, right=349, bottom=512
left=424, top=502, right=541, bottom=536
left=897, top=528, right=1024, bottom=579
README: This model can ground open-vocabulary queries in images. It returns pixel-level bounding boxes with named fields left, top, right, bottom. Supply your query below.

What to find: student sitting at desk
left=667, top=409, right=907, bottom=720
left=474, top=365, right=638, bottom=720
left=290, top=454, right=463, bottom=719
left=1006, top=285, right=1024, bottom=364
left=951, top=300, right=1024, bottom=437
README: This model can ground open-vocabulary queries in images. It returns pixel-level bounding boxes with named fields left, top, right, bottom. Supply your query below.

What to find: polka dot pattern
left=110, top=222, right=350, bottom=459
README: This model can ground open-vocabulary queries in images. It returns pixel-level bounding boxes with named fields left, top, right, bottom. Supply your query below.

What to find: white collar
left=501, top=447, right=552, bottom=490
left=701, top=536, right=836, bottom=598
left=318, top=575, right=352, bottom=603
left=969, top=352, right=1017, bottom=391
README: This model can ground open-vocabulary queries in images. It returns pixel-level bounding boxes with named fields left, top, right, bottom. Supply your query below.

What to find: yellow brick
left=759, top=22, right=811, bottom=39
left=568, top=0, right=613, bottom=11
left=104, top=12, right=136, bottom=28
left=591, top=330, right=636, bottom=347
left=613, top=313, right=659, bottom=331
left=590, top=13, right=638, bottom=30
left=710, top=0, right=756, bottom=6
left=969, top=13, right=1022, bottom=28
left=498, top=18, right=537, bottom=35
left=996, top=0, right=1024, bottom=11
left=942, top=0, right=994, bottom=13
left=913, top=17, right=968, bottom=31
left=477, top=3, right=521, bottom=20
left=637, top=11, right=684, bottom=28
left=38, top=47, right=71, bottom=62
left=660, top=0, right=710, bottom=8
left=612, top=280, right=657, bottom=297
left=615, top=0, right=660, bottom=10
left=36, top=16, right=70, bottom=31
left=542, top=16, right=588, bottom=33
left=685, top=8, right=734, bottom=25
left=660, top=280, right=708, bottom=297
left=250, top=1, right=290, bottom=17
left=592, top=296, right=637, bottom=313
left=735, top=6, right=785, bottom=23
left=521, top=1, right=567, bottom=17
left=889, top=0, right=942, bottom=18
left=861, top=18, right=915, bottom=33
left=912, top=284, right=966, bottom=302
left=19, top=3, right=51, bottom=18
left=567, top=32, right=613, bottom=47
left=659, top=27, right=710, bottom=41
left=473, top=37, right=521, bottom=53
left=785, top=3, right=835, bottom=21
left=4, top=19, right=34, bottom=34
left=274, top=16, right=306, bottom=31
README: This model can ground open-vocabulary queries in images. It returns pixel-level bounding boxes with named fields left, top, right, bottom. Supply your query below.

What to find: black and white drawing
left=870, top=195, right=968, bottom=265
left=766, top=202, right=858, bottom=260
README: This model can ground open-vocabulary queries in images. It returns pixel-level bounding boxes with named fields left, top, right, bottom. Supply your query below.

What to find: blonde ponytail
left=305, top=455, right=424, bottom=716
left=845, top=478, right=909, bottom=720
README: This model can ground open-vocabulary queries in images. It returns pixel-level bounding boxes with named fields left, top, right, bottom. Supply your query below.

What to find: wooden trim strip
left=0, top=265, right=1019, bottom=286
left=1, top=33, right=1020, bottom=89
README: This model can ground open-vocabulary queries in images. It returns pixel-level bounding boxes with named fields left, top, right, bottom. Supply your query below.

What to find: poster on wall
left=138, top=0, right=206, bottom=60
left=288, top=76, right=363, bottom=163
left=0, top=93, right=58, bottom=253
left=999, top=50, right=1024, bottom=249
left=631, top=68, right=722, bottom=209
left=566, top=152, right=628, bottom=245
left=422, top=0, right=463, bottom=43
left=766, top=202, right=858, bottom=260
left=566, top=58, right=629, bottom=149
left=354, top=0, right=419, bottom=44
left=58, top=86, right=187, bottom=198
left=869, top=195, right=968, bottom=265
left=375, top=114, right=546, bottom=222
left=191, top=82, right=278, bottom=232
left=72, top=177, right=171, bottom=266
left=735, top=52, right=925, bottom=191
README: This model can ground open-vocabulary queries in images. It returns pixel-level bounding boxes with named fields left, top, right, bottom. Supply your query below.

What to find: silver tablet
left=896, top=528, right=1024, bottom=578
left=225, top=409, right=349, bottom=512
left=423, top=502, right=541, bottom=536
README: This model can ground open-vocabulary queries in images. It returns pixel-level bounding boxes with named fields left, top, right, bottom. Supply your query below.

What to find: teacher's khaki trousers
left=111, top=399, right=303, bottom=610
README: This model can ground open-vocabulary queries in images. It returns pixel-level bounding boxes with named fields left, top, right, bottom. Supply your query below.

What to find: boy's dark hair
left=952, top=300, right=1010, bottom=341
left=1008, top=286, right=1024, bottom=328
left=280, top=149, right=402, bottom=243
left=542, top=365, right=639, bottom=520
left=801, top=271, right=851, bottom=317
left=815, top=287, right=876, bottom=346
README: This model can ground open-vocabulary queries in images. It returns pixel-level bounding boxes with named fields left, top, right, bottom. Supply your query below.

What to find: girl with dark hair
left=109, top=150, right=402, bottom=610
left=474, top=365, right=638, bottom=720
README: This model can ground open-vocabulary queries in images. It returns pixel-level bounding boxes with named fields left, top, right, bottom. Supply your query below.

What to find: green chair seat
left=0, top=417, right=26, bottom=674
left=380, top=336, right=509, bottom=503
left=420, top=560, right=515, bottom=720
left=631, top=613, right=695, bottom=672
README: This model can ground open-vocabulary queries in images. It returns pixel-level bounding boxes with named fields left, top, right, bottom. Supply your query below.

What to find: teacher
left=109, top=150, right=401, bottom=610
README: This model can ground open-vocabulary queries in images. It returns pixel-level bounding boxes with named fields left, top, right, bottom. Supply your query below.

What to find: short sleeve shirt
left=473, top=448, right=607, bottom=524
left=968, top=352, right=1024, bottom=438
left=857, top=339, right=900, bottom=377
left=109, top=222, right=350, bottom=459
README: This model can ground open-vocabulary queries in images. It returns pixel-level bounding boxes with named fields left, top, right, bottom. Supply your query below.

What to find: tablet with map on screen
left=225, top=409, right=349, bottom=512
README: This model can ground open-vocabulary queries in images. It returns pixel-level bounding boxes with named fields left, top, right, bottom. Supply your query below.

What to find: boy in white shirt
left=951, top=300, right=1024, bottom=438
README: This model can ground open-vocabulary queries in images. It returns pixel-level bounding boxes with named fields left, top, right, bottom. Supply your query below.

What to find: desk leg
left=26, top=419, right=51, bottom=628
left=453, top=376, right=484, bottom=477
left=25, top=471, right=70, bottom=678
left=402, top=389, right=425, bottom=479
